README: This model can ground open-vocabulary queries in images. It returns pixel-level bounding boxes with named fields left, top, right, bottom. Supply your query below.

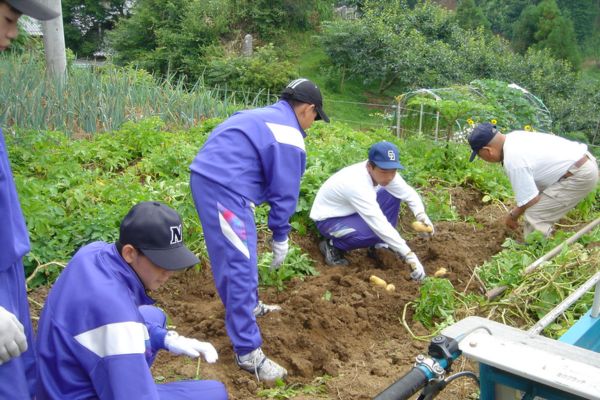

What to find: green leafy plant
left=258, top=246, right=318, bottom=291
left=257, top=375, right=331, bottom=399
left=476, top=227, right=600, bottom=337
left=413, top=277, right=456, bottom=330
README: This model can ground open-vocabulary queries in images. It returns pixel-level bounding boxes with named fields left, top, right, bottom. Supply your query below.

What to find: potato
left=369, top=275, right=387, bottom=288
left=411, top=220, right=433, bottom=233
left=434, top=267, right=448, bottom=277
left=385, top=283, right=396, bottom=292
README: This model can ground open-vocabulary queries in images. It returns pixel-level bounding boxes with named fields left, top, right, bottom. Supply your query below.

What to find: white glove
left=164, top=331, right=218, bottom=363
left=404, top=252, right=426, bottom=282
left=416, top=212, right=435, bottom=237
left=0, top=306, right=27, bottom=365
left=271, top=238, right=289, bottom=269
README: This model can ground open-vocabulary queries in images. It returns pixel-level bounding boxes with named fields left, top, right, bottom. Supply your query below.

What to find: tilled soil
left=29, top=187, right=515, bottom=399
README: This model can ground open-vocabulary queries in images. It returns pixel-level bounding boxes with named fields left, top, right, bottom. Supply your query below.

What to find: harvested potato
left=369, top=275, right=387, bottom=288
left=385, top=283, right=396, bottom=292
left=411, top=220, right=433, bottom=233
left=434, top=267, right=448, bottom=277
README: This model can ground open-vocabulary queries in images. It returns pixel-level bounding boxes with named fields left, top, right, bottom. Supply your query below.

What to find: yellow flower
left=467, top=118, right=474, bottom=125
left=524, top=125, right=533, bottom=131
left=491, top=119, right=497, bottom=125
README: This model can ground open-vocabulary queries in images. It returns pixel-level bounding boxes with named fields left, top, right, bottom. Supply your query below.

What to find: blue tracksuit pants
left=0, top=260, right=36, bottom=400
left=190, top=173, right=261, bottom=356
left=315, top=189, right=401, bottom=251
left=139, top=305, right=228, bottom=400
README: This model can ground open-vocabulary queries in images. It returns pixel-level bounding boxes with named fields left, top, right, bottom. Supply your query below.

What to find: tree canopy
left=62, top=0, right=127, bottom=57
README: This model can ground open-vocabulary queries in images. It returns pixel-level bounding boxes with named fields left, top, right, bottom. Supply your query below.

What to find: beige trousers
left=524, top=152, right=599, bottom=237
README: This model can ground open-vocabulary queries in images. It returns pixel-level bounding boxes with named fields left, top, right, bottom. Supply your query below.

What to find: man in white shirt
left=310, top=141, right=433, bottom=281
left=468, top=123, right=598, bottom=237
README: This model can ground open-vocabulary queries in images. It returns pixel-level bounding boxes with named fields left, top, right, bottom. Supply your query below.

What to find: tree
left=230, top=0, right=333, bottom=39
left=108, top=0, right=232, bottom=79
left=556, top=0, right=600, bottom=46
left=108, top=0, right=334, bottom=81
left=476, top=0, right=533, bottom=38
left=62, top=0, right=128, bottom=57
left=456, top=0, right=490, bottom=32
left=512, top=0, right=581, bottom=68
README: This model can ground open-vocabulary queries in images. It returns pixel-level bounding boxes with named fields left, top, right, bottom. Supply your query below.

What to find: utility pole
left=41, top=0, right=66, bottom=81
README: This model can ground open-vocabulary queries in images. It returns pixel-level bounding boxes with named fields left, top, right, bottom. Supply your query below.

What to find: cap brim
left=7, top=0, right=59, bottom=20
left=373, top=160, right=404, bottom=170
left=469, top=150, right=477, bottom=162
left=142, top=246, right=200, bottom=271
left=315, top=106, right=330, bottom=123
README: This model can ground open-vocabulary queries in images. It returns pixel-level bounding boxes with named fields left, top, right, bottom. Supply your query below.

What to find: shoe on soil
left=319, top=240, right=349, bottom=266
left=235, top=347, right=288, bottom=382
left=253, top=301, right=282, bottom=318
left=367, top=246, right=378, bottom=262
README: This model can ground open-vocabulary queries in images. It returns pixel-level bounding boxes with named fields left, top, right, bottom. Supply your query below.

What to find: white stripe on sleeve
left=266, top=122, right=305, bottom=151
left=74, top=321, right=149, bottom=357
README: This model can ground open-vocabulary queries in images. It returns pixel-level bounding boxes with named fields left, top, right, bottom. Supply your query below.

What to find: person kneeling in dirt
left=468, top=123, right=598, bottom=237
left=36, top=202, right=228, bottom=400
left=310, top=141, right=433, bottom=281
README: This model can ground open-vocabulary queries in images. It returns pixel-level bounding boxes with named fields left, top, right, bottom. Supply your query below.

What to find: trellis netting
left=394, top=79, right=552, bottom=143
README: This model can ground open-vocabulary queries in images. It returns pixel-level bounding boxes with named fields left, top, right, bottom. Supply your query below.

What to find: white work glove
left=404, top=252, right=426, bottom=282
left=271, top=238, right=289, bottom=269
left=164, top=331, right=218, bottom=363
left=416, top=212, right=435, bottom=237
left=0, top=306, right=27, bottom=365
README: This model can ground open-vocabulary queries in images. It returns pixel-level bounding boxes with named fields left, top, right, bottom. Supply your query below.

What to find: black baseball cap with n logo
left=118, top=202, right=200, bottom=270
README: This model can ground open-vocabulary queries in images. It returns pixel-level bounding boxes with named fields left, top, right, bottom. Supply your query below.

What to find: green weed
left=257, top=375, right=331, bottom=399
left=413, top=277, right=456, bottom=330
left=258, top=246, right=318, bottom=291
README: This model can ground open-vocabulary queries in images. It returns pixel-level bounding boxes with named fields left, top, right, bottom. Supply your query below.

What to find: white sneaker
left=253, top=301, right=282, bottom=318
left=235, top=347, right=288, bottom=382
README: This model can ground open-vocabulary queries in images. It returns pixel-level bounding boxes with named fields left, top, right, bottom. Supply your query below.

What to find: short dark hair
left=116, top=240, right=124, bottom=255
left=282, top=98, right=307, bottom=109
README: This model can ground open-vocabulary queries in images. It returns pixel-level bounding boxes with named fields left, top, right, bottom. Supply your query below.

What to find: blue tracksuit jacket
left=0, top=128, right=37, bottom=399
left=190, top=100, right=306, bottom=242
left=36, top=242, right=227, bottom=400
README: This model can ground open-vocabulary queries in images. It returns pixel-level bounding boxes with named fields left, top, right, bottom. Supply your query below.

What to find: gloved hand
left=416, top=212, right=435, bottom=237
left=404, top=252, right=426, bottom=282
left=271, top=238, right=289, bottom=269
left=164, top=331, right=218, bottom=363
left=0, top=306, right=27, bottom=365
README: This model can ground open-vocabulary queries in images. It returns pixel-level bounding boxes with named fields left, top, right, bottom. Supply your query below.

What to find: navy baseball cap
left=468, top=123, right=498, bottom=162
left=368, top=141, right=404, bottom=170
left=118, top=202, right=200, bottom=270
left=6, top=0, right=59, bottom=20
left=281, top=78, right=330, bottom=123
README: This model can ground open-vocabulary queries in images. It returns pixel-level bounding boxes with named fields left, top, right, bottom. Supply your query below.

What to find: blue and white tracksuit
left=0, top=129, right=36, bottom=399
left=35, top=242, right=227, bottom=400
left=190, top=100, right=306, bottom=356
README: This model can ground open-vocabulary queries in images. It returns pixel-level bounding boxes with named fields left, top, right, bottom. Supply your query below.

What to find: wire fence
left=200, top=85, right=600, bottom=148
